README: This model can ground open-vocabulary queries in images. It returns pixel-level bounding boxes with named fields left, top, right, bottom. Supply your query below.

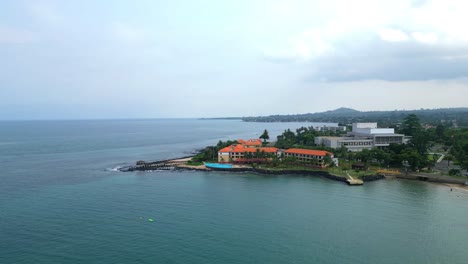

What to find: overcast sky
left=1, top=0, right=468, bottom=119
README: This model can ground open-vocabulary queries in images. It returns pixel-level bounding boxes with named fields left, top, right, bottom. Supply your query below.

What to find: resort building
left=218, top=144, right=278, bottom=163
left=283, top=148, right=334, bottom=167
left=315, top=123, right=409, bottom=152
left=218, top=139, right=336, bottom=167
left=237, top=139, right=262, bottom=147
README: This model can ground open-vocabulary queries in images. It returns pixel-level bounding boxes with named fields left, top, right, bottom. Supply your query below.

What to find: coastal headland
left=119, top=116, right=468, bottom=189
left=118, top=155, right=467, bottom=189
left=118, top=156, right=373, bottom=185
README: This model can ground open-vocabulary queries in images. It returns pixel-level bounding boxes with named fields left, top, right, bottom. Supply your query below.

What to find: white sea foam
left=106, top=166, right=121, bottom=172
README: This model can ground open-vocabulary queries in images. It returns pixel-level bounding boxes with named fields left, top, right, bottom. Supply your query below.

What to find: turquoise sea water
left=1, top=119, right=467, bottom=264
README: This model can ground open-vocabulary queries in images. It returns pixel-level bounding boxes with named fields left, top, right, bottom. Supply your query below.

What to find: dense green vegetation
left=192, top=114, right=468, bottom=178
left=445, top=128, right=468, bottom=176
left=191, top=140, right=238, bottom=162
left=273, top=114, right=467, bottom=175
left=242, top=107, right=468, bottom=127
left=275, top=127, right=344, bottom=149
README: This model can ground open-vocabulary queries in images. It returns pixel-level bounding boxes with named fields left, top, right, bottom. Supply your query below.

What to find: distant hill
left=322, top=107, right=360, bottom=115
left=199, top=117, right=243, bottom=120
left=241, top=107, right=468, bottom=127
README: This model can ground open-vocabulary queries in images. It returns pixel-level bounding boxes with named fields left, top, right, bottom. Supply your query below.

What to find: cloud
left=411, top=32, right=438, bottom=44
left=263, top=28, right=334, bottom=61
left=378, top=28, right=410, bottom=42
left=306, top=38, right=468, bottom=82
left=0, top=25, right=36, bottom=44
left=262, top=0, right=468, bottom=82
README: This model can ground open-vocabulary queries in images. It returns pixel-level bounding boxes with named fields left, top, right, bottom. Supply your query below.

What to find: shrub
left=449, top=169, right=461, bottom=176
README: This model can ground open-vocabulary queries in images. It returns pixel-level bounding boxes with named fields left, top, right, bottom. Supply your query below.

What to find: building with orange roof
left=218, top=139, right=335, bottom=167
left=218, top=144, right=278, bottom=163
left=237, top=139, right=262, bottom=147
left=283, top=148, right=334, bottom=167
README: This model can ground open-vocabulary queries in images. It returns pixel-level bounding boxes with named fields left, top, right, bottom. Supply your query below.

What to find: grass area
left=428, top=154, right=438, bottom=162
left=186, top=160, right=204, bottom=166
left=439, top=172, right=468, bottom=180
left=246, top=162, right=380, bottom=179
left=428, top=154, right=434, bottom=161
left=260, top=163, right=325, bottom=170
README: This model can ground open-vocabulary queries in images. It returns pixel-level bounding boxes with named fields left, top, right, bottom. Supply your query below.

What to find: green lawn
left=186, top=160, right=204, bottom=166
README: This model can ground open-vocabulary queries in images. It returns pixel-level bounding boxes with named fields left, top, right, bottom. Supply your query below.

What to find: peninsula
left=121, top=114, right=468, bottom=188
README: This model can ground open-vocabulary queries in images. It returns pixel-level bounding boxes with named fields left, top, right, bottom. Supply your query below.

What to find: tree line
left=191, top=114, right=468, bottom=176
left=273, top=114, right=468, bottom=174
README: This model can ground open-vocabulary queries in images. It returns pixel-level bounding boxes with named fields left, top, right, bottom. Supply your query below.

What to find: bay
left=1, top=119, right=467, bottom=264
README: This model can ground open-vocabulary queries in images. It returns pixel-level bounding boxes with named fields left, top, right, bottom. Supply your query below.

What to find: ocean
left=1, top=119, right=467, bottom=264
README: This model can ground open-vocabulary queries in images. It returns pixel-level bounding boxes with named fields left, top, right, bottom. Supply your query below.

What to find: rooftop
left=219, top=144, right=278, bottom=153
left=237, top=139, right=262, bottom=146
left=284, top=148, right=333, bottom=157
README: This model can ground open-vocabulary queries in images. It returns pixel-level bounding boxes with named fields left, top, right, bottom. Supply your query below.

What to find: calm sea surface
left=1, top=119, right=467, bottom=264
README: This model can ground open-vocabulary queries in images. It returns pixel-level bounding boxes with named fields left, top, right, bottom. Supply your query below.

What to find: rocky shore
left=120, top=156, right=377, bottom=185
left=119, top=156, right=467, bottom=188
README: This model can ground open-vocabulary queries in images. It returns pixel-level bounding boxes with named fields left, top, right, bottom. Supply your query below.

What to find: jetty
left=120, top=157, right=190, bottom=171
left=346, top=171, right=364, bottom=185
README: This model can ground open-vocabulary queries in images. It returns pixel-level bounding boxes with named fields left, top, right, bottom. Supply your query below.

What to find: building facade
left=283, top=148, right=334, bottom=167
left=218, top=143, right=278, bottom=163
left=217, top=139, right=335, bottom=167
left=315, top=123, right=409, bottom=152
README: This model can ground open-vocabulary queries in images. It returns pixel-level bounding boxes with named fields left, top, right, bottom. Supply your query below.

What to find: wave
left=106, top=166, right=122, bottom=172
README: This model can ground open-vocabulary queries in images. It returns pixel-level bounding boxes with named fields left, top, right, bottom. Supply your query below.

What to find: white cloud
left=263, top=28, right=334, bottom=61
left=294, top=29, right=332, bottom=59
left=407, top=0, right=468, bottom=44
left=378, top=28, right=410, bottom=42
left=411, top=31, right=438, bottom=44
left=0, top=25, right=36, bottom=44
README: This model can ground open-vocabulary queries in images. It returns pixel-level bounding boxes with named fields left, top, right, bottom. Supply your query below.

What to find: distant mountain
left=241, top=107, right=468, bottom=127
left=323, top=107, right=360, bottom=115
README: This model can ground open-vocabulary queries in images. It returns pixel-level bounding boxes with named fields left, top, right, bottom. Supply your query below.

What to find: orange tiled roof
left=219, top=144, right=277, bottom=153
left=284, top=148, right=333, bottom=157
left=237, top=139, right=262, bottom=146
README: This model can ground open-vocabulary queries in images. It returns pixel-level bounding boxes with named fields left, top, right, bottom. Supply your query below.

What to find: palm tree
left=260, top=129, right=270, bottom=143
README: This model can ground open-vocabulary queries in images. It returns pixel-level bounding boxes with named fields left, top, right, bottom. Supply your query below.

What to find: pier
left=346, top=171, right=364, bottom=185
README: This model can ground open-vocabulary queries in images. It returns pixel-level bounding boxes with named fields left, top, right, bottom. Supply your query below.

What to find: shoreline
left=119, top=156, right=382, bottom=185
left=120, top=155, right=468, bottom=188
left=432, top=183, right=468, bottom=192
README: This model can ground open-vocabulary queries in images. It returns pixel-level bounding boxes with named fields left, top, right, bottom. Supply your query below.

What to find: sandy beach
left=440, top=183, right=468, bottom=192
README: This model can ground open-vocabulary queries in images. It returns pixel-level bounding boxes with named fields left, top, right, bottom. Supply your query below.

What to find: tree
left=436, top=124, right=445, bottom=140
left=400, top=114, right=429, bottom=156
left=455, top=143, right=468, bottom=179
left=260, top=129, right=270, bottom=142
left=323, top=154, right=333, bottom=167
left=445, top=154, right=453, bottom=167
left=401, top=114, right=422, bottom=137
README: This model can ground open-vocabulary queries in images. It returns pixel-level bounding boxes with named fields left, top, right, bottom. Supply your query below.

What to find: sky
left=1, top=0, right=468, bottom=119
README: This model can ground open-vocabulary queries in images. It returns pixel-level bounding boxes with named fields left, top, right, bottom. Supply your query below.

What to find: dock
left=346, top=171, right=364, bottom=185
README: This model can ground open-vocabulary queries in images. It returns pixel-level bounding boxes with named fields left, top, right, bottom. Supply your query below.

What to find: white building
left=315, top=123, right=409, bottom=152
left=313, top=125, right=347, bottom=132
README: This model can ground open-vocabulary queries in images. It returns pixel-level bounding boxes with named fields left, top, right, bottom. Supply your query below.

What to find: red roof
left=219, top=144, right=278, bottom=153
left=284, top=148, right=333, bottom=157
left=237, top=139, right=262, bottom=146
